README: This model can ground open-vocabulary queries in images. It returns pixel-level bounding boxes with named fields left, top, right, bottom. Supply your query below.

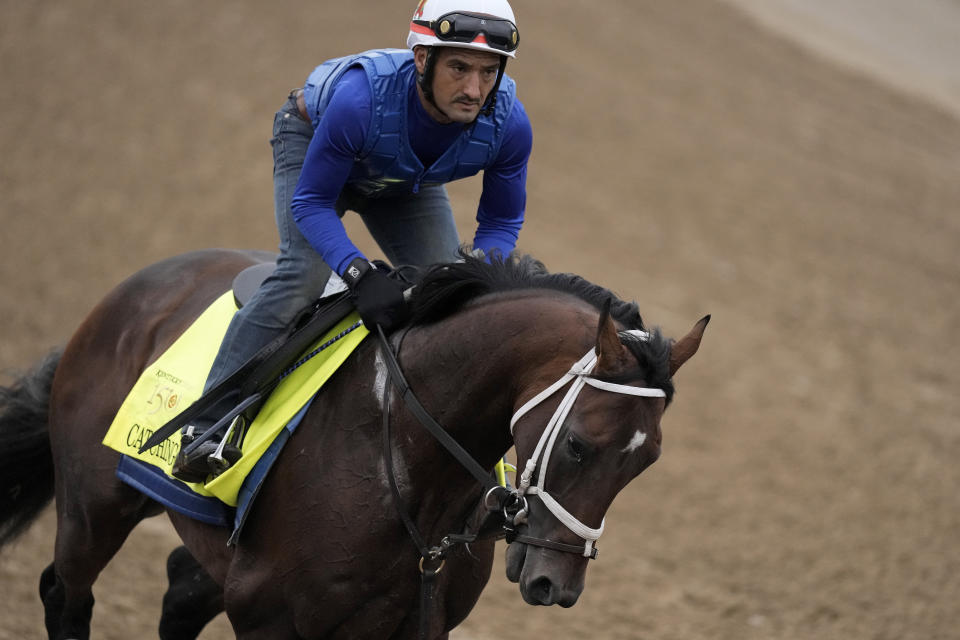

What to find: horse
left=0, top=248, right=708, bottom=639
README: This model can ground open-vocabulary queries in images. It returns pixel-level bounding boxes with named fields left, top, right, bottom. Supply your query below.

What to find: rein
left=376, top=327, right=519, bottom=514
left=377, top=326, right=520, bottom=640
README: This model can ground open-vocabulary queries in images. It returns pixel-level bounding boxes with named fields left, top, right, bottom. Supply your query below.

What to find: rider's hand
left=341, top=258, right=409, bottom=331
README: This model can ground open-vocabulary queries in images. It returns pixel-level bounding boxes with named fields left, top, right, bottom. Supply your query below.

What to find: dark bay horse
left=0, top=249, right=708, bottom=639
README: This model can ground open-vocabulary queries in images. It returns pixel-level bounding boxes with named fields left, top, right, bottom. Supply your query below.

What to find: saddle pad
left=102, top=290, right=368, bottom=507
left=115, top=398, right=314, bottom=531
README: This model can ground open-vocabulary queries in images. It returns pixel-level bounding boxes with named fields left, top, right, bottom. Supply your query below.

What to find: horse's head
left=505, top=307, right=709, bottom=606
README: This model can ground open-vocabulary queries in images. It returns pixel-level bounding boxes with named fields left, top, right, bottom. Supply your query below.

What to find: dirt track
left=2, top=1, right=959, bottom=638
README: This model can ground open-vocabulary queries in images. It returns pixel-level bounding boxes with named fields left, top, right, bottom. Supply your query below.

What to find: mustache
left=453, top=95, right=481, bottom=106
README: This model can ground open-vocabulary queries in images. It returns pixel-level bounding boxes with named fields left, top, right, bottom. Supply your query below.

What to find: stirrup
left=172, top=409, right=251, bottom=482
left=171, top=427, right=243, bottom=483
left=208, top=414, right=247, bottom=475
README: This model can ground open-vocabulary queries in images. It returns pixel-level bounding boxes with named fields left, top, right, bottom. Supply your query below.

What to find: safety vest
left=302, top=48, right=517, bottom=197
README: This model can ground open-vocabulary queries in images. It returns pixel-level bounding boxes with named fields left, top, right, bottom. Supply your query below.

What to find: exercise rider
left=172, top=0, right=532, bottom=482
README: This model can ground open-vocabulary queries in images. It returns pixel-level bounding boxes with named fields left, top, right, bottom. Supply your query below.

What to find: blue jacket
left=293, top=48, right=532, bottom=274
left=302, top=48, right=519, bottom=196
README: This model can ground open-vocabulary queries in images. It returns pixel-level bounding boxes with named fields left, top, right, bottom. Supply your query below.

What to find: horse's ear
left=669, top=315, right=711, bottom=376
left=596, top=298, right=629, bottom=372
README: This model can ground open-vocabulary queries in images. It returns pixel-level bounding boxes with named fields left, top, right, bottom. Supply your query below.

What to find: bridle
left=377, top=326, right=665, bottom=557
left=374, top=326, right=665, bottom=637
left=508, top=329, right=667, bottom=558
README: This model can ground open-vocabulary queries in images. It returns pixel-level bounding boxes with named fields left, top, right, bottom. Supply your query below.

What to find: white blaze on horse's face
left=621, top=430, right=647, bottom=454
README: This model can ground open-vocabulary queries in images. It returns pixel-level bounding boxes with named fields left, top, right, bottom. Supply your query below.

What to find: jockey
left=172, top=0, right=532, bottom=482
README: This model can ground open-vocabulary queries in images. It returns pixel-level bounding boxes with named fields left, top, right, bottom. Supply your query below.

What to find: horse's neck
left=381, top=294, right=599, bottom=542
left=396, top=293, right=600, bottom=471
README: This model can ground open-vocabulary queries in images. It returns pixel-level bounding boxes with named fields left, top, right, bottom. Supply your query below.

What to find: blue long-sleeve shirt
left=291, top=67, right=533, bottom=275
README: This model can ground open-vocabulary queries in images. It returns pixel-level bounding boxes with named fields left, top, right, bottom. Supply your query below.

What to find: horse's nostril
left=529, top=576, right=553, bottom=605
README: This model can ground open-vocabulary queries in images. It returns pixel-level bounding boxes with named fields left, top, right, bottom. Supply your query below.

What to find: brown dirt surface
left=2, top=1, right=958, bottom=638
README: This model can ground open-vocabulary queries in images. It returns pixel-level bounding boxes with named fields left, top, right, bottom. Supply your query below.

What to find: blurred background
left=2, top=1, right=958, bottom=638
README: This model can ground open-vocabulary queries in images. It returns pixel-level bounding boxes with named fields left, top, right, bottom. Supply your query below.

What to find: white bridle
left=509, top=330, right=667, bottom=557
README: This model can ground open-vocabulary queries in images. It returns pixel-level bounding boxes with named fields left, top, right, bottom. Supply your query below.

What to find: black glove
left=341, top=258, right=409, bottom=331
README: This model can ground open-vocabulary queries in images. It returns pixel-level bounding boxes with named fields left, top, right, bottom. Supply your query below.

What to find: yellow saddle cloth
left=102, top=291, right=368, bottom=507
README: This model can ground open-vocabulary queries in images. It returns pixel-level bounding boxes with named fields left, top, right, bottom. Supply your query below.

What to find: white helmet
left=407, top=0, right=520, bottom=59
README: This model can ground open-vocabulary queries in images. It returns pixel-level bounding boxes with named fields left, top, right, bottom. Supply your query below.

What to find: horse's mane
left=406, top=253, right=675, bottom=401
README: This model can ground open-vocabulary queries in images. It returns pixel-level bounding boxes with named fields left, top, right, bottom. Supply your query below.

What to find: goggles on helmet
left=411, top=11, right=519, bottom=53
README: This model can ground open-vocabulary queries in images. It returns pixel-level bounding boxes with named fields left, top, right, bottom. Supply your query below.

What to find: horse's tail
left=0, top=349, right=61, bottom=548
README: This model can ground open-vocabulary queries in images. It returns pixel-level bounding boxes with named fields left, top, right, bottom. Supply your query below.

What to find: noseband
left=507, top=330, right=667, bottom=558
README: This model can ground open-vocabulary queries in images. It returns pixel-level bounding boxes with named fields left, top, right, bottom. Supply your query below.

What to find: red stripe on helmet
left=410, top=22, right=434, bottom=36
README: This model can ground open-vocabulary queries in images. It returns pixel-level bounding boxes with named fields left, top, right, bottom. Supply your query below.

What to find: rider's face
left=415, top=46, right=502, bottom=124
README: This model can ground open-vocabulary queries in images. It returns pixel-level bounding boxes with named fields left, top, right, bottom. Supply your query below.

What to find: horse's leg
left=159, top=545, right=225, bottom=640
left=43, top=477, right=159, bottom=640
left=38, top=562, right=72, bottom=638
left=43, top=359, right=162, bottom=640
left=221, top=572, right=300, bottom=640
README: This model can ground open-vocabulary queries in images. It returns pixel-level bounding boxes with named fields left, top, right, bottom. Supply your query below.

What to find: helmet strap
left=480, top=56, right=508, bottom=118
left=417, top=47, right=451, bottom=120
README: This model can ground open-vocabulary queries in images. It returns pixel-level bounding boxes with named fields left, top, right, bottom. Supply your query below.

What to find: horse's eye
left=567, top=436, right=585, bottom=463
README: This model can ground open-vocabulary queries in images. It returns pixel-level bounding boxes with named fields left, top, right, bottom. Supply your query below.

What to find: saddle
left=138, top=263, right=356, bottom=465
